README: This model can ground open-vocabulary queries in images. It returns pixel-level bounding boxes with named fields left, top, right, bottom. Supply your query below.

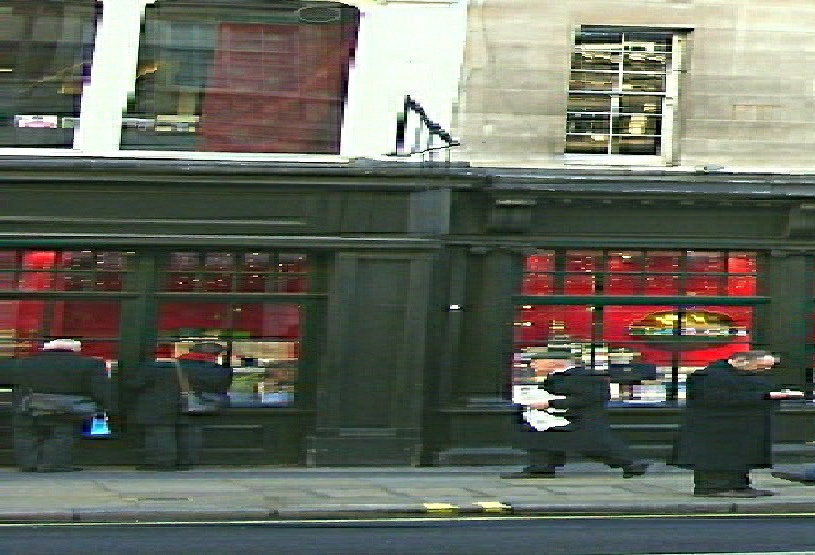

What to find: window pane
left=0, top=299, right=120, bottom=361
left=162, top=251, right=309, bottom=293
left=622, top=73, right=665, bottom=93
left=620, top=95, right=663, bottom=114
left=611, top=135, right=660, bottom=155
left=121, top=3, right=359, bottom=153
left=567, top=93, right=612, bottom=113
left=565, top=133, right=609, bottom=154
left=569, top=71, right=616, bottom=92
left=156, top=302, right=301, bottom=407
left=613, top=114, right=661, bottom=136
left=570, top=51, right=620, bottom=72
left=0, top=250, right=131, bottom=291
left=0, top=1, right=98, bottom=148
left=567, top=113, right=610, bottom=134
left=623, top=51, right=669, bottom=72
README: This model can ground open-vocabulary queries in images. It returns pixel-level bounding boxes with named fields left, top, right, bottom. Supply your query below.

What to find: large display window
left=0, top=0, right=99, bottom=148
left=155, top=302, right=301, bottom=407
left=154, top=249, right=314, bottom=408
left=516, top=249, right=765, bottom=404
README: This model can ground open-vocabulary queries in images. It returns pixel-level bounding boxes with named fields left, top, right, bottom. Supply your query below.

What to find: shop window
left=0, top=0, right=99, bottom=148
left=565, top=27, right=686, bottom=163
left=513, top=304, right=756, bottom=404
left=120, top=2, right=359, bottom=154
left=0, top=298, right=120, bottom=361
left=155, top=302, right=301, bottom=407
left=163, top=251, right=309, bottom=293
left=517, top=248, right=764, bottom=404
left=0, top=250, right=133, bottom=292
left=521, top=250, right=757, bottom=297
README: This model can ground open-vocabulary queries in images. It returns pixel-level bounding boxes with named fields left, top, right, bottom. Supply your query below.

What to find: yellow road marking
left=423, top=503, right=458, bottom=513
left=473, top=501, right=511, bottom=513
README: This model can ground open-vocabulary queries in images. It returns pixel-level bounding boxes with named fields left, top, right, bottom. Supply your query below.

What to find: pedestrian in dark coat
left=10, top=339, right=110, bottom=472
left=503, top=350, right=649, bottom=479
left=672, top=350, right=803, bottom=497
left=127, top=342, right=233, bottom=470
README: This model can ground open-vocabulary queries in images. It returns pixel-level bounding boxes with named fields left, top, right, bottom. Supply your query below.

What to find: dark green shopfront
left=2, top=157, right=815, bottom=467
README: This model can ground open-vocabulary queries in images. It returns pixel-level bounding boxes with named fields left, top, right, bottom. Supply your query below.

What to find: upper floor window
left=121, top=2, right=359, bottom=154
left=565, top=27, right=684, bottom=163
left=0, top=1, right=98, bottom=148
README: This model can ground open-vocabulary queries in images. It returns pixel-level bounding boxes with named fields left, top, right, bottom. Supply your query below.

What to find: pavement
left=2, top=462, right=815, bottom=524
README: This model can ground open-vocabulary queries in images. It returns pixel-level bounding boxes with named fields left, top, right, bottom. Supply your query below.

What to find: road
left=3, top=516, right=815, bottom=554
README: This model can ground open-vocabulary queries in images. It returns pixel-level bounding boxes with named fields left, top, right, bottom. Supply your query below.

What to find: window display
left=156, top=302, right=301, bottom=407
left=516, top=249, right=763, bottom=403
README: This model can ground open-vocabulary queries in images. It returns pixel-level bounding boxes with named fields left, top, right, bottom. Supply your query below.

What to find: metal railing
left=388, top=95, right=460, bottom=162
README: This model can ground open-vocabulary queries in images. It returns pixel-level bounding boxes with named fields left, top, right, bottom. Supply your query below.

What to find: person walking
left=127, top=342, right=233, bottom=471
left=502, top=350, right=649, bottom=479
left=672, top=350, right=803, bottom=497
left=10, top=339, right=110, bottom=472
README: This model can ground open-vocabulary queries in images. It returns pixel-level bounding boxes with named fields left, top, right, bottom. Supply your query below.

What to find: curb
left=2, top=500, right=815, bottom=524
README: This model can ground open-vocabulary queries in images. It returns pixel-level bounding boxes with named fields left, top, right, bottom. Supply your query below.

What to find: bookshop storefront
left=4, top=162, right=815, bottom=466
left=433, top=173, right=815, bottom=465
left=0, top=158, right=465, bottom=467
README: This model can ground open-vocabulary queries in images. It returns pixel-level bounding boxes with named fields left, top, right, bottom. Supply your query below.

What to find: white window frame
left=563, top=26, right=688, bottom=167
left=0, top=0, right=468, bottom=163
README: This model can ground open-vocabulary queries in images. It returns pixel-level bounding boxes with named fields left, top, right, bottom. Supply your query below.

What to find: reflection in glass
left=163, top=251, right=309, bottom=293
left=513, top=303, right=755, bottom=403
left=567, top=113, right=610, bottom=134
left=612, top=135, right=660, bottom=155
left=0, top=250, right=131, bottom=292
left=156, top=302, right=301, bottom=407
left=566, top=29, right=671, bottom=156
left=121, top=3, right=360, bottom=153
left=521, top=250, right=758, bottom=297
left=567, top=94, right=612, bottom=113
left=623, top=52, right=669, bottom=72
left=0, top=1, right=98, bottom=147
left=569, top=71, right=615, bottom=91
left=565, top=134, right=609, bottom=154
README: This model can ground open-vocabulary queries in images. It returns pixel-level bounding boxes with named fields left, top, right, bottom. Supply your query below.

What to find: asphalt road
left=3, top=516, right=815, bottom=555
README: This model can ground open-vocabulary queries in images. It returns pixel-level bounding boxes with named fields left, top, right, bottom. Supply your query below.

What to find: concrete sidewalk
left=1, top=462, right=815, bottom=523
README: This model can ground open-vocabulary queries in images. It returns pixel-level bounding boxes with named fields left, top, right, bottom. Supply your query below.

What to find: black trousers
left=523, top=427, right=637, bottom=470
left=141, top=418, right=202, bottom=467
left=13, top=413, right=77, bottom=471
left=693, top=469, right=750, bottom=494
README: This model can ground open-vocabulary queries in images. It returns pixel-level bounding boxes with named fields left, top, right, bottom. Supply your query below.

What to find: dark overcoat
left=126, top=357, right=233, bottom=425
left=672, top=359, right=776, bottom=471
left=522, top=366, right=621, bottom=454
left=11, top=350, right=110, bottom=411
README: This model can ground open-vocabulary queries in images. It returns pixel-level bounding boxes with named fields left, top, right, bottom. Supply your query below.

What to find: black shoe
left=771, top=471, right=815, bottom=485
left=37, top=466, right=82, bottom=473
left=622, top=461, right=650, bottom=478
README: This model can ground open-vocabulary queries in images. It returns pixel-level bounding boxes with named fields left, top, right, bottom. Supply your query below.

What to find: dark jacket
left=11, top=350, right=110, bottom=412
left=672, top=359, right=776, bottom=471
left=522, top=366, right=619, bottom=453
left=127, top=354, right=233, bottom=425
